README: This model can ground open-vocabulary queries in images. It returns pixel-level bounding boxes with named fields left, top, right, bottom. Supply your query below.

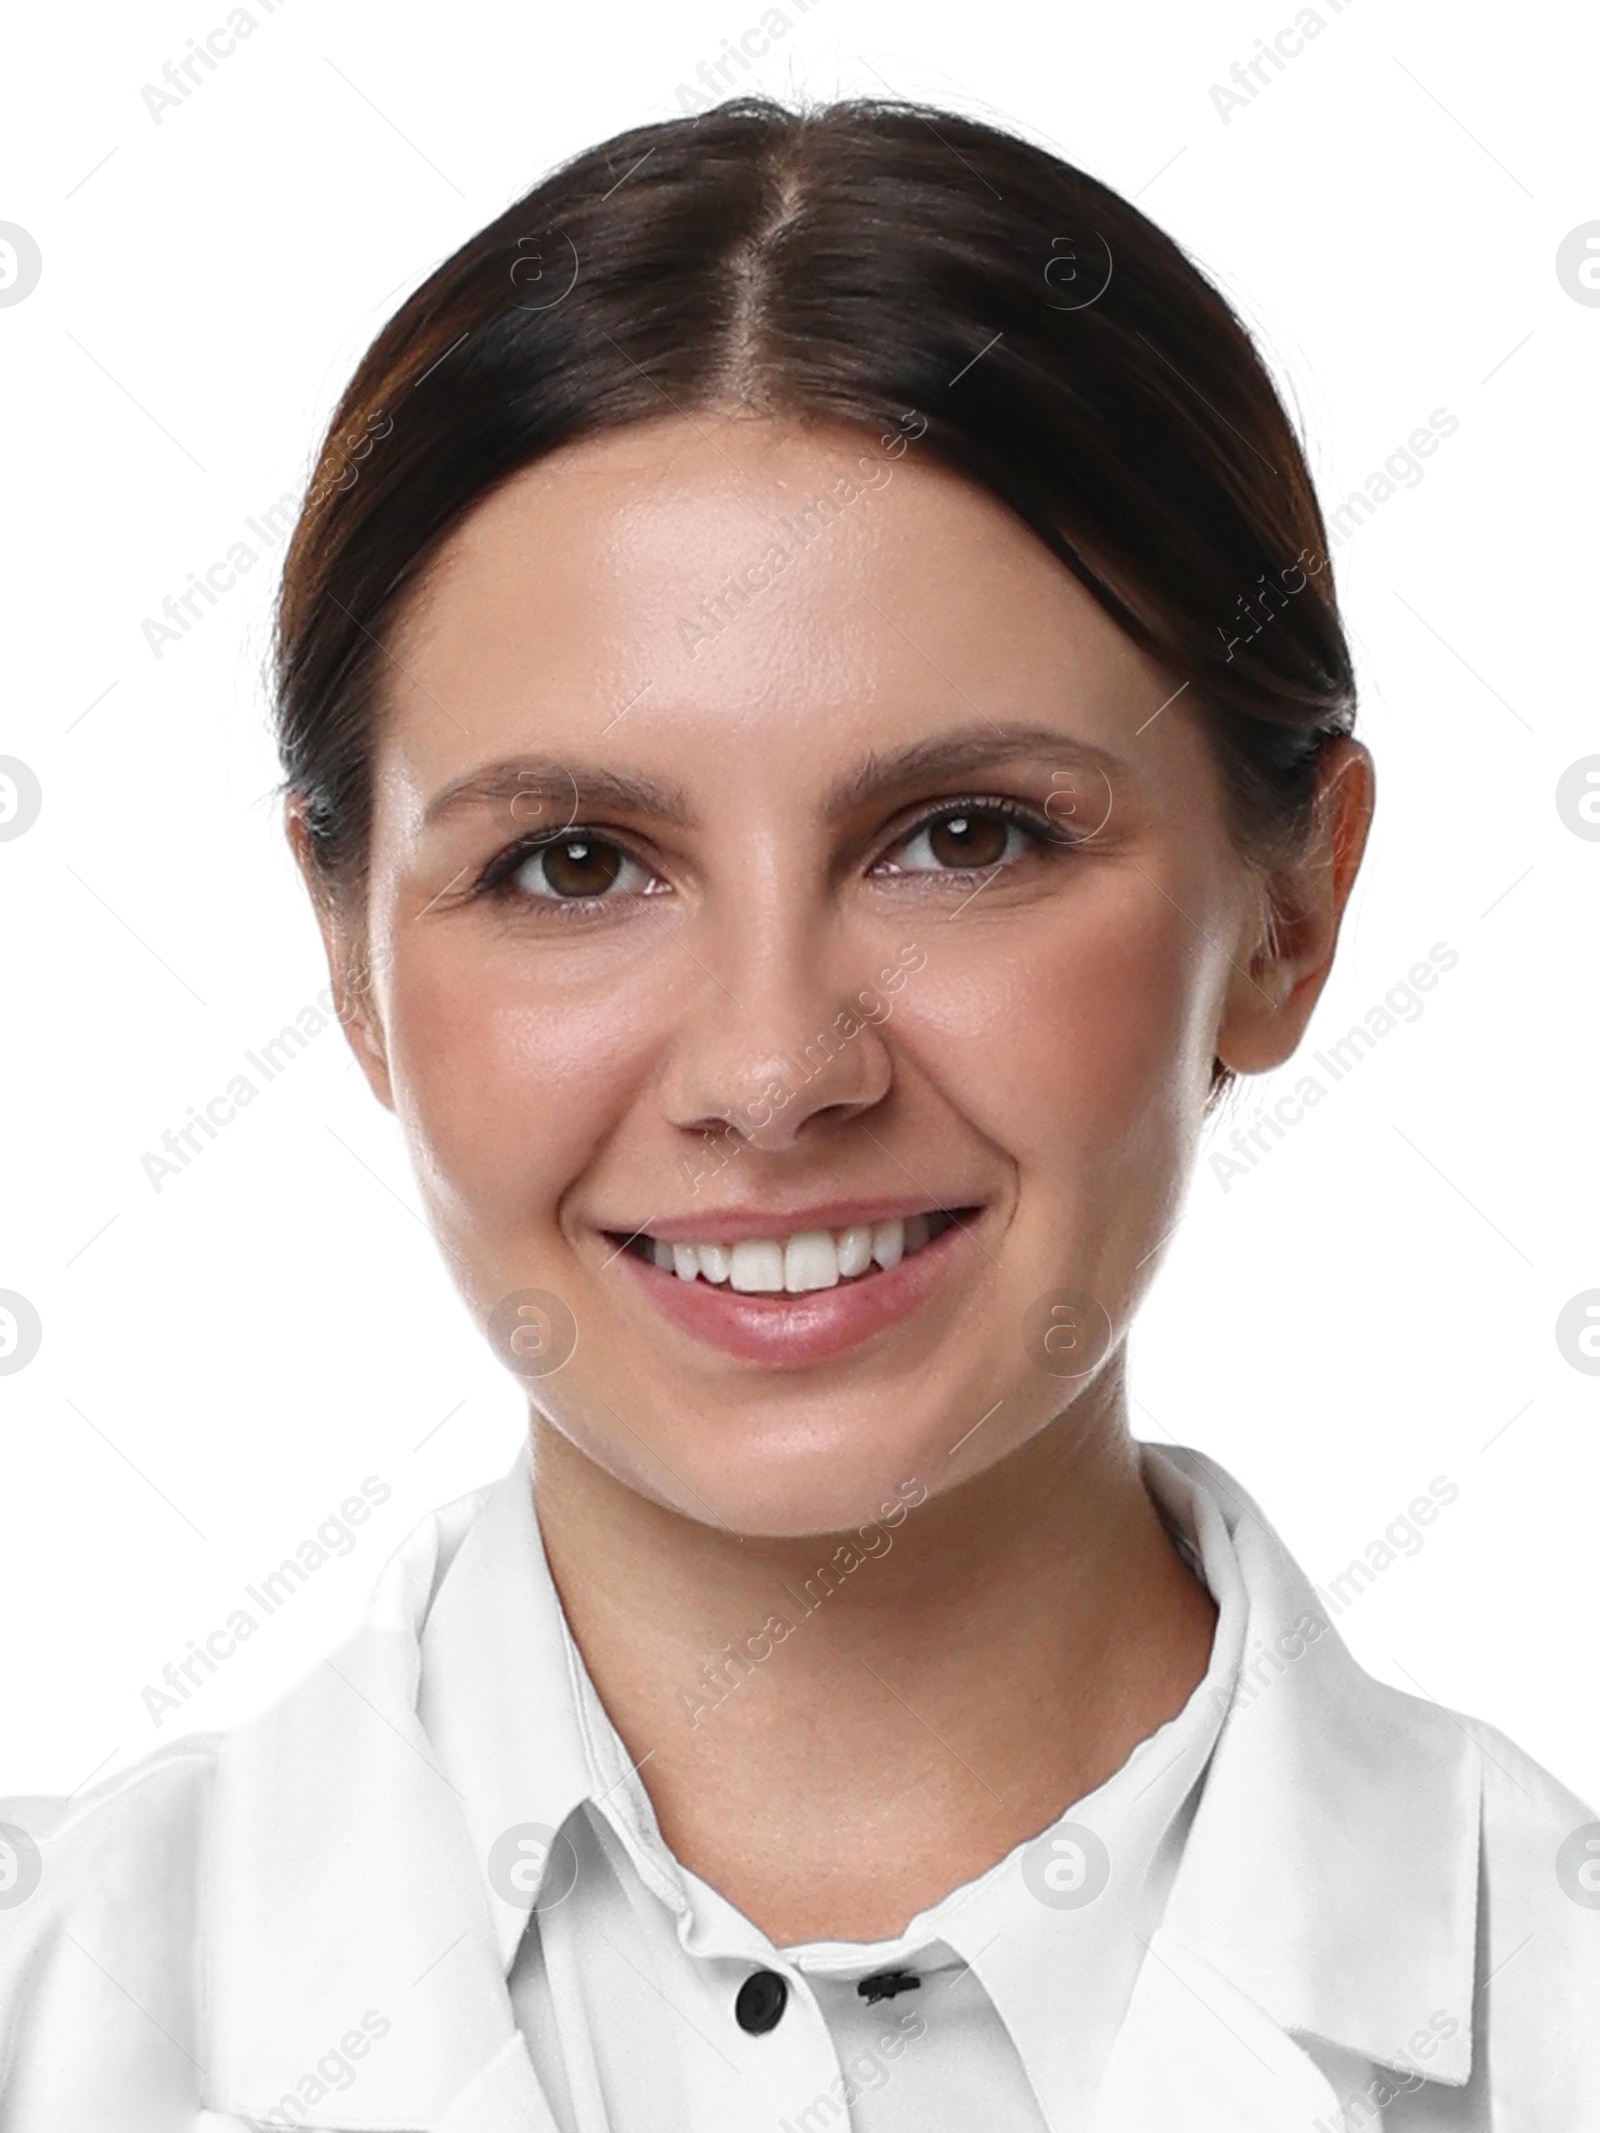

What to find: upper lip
left=603, top=1197, right=983, bottom=1246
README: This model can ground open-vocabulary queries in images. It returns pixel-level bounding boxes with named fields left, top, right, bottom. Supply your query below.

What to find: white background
left=1, top=0, right=1595, bottom=1806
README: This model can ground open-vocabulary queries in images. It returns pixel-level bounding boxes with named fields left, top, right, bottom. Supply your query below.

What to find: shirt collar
left=416, top=1441, right=1480, bottom=2089
left=1146, top=1443, right=1480, bottom=2086
left=199, top=1441, right=1482, bottom=2126
left=415, top=1447, right=601, bottom=1972
left=415, top=1441, right=1251, bottom=2133
left=414, top=1446, right=1243, bottom=1928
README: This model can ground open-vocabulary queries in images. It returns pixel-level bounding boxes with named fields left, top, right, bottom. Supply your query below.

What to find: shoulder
left=1305, top=1623, right=1598, bottom=1947
left=1343, top=1661, right=1596, bottom=1866
left=1450, top=1702, right=1596, bottom=1824
left=0, top=1467, right=508, bottom=1944
left=0, top=1734, right=222, bottom=2118
left=1446, top=1700, right=1599, bottom=1936
left=0, top=1473, right=513, bottom=2122
left=1459, top=1707, right=1600, bottom=2110
left=2, top=1728, right=221, bottom=1959
left=1161, top=1440, right=1600, bottom=2103
left=1347, top=1663, right=1593, bottom=1810
left=1365, top=1685, right=1600, bottom=2112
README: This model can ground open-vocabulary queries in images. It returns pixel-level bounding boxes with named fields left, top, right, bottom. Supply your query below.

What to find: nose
left=655, top=907, right=895, bottom=1152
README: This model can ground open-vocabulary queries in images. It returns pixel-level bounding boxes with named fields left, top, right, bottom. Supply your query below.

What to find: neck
left=529, top=1369, right=1217, bottom=1945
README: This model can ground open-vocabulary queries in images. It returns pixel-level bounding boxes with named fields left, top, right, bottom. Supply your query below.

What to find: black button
left=735, top=1968, right=788, bottom=2034
left=858, top=1968, right=920, bottom=2004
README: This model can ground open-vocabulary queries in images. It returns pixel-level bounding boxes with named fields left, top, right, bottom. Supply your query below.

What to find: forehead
left=374, top=412, right=1195, bottom=823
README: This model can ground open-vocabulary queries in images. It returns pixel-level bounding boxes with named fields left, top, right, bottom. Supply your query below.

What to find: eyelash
left=473, top=795, right=1077, bottom=921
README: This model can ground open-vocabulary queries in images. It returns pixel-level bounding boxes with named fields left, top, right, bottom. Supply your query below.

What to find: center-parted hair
left=274, top=94, right=1356, bottom=933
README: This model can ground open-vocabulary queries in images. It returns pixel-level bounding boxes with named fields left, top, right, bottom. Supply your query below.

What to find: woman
left=3, top=95, right=1594, bottom=2132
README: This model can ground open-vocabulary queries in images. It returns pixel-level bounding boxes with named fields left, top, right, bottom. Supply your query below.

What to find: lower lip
left=606, top=1214, right=984, bottom=1366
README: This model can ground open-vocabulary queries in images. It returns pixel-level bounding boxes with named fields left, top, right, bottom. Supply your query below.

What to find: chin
left=543, top=1387, right=941, bottom=1543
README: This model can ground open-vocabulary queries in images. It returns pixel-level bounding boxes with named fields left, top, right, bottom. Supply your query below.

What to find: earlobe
left=1213, top=921, right=1306, bottom=1079
left=1213, top=737, right=1375, bottom=1079
left=331, top=948, right=396, bottom=1113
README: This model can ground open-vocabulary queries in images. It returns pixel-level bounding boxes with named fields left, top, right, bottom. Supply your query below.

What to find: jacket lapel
left=1090, top=1926, right=1345, bottom=2128
left=432, top=2035, right=567, bottom=2133
left=197, top=1496, right=560, bottom=2132
left=1134, top=1448, right=1482, bottom=2104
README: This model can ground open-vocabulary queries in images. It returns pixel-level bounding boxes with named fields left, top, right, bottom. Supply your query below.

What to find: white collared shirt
left=414, top=1449, right=1247, bottom=2132
left=7, top=1441, right=1595, bottom=2129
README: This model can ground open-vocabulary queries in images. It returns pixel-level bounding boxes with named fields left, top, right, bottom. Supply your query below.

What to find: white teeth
left=729, top=1239, right=786, bottom=1293
left=784, top=1231, right=839, bottom=1293
left=634, top=1212, right=960, bottom=1294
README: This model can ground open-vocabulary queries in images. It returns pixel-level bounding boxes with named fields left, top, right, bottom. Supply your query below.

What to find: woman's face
left=315, top=412, right=1319, bottom=1536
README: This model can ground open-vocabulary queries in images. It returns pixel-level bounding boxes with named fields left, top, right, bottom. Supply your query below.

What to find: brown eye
left=885, top=803, right=1046, bottom=877
left=492, top=831, right=652, bottom=909
left=925, top=811, right=1009, bottom=869
left=533, top=836, right=624, bottom=897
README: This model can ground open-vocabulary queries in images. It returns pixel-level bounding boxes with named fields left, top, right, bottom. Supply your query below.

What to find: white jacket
left=1, top=1444, right=1595, bottom=2131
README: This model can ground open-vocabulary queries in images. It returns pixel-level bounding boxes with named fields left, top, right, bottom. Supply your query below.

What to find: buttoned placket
left=512, top=1799, right=852, bottom=2132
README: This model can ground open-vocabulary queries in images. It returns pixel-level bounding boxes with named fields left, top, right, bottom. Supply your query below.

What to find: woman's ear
left=283, top=793, right=396, bottom=1112
left=1215, top=736, right=1376, bottom=1078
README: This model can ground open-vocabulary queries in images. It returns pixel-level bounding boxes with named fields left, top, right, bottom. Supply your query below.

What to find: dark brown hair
left=274, top=93, right=1356, bottom=1058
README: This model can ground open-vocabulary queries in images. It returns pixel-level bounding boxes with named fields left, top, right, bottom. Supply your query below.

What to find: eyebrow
left=421, top=722, right=1133, bottom=833
left=827, top=724, right=1131, bottom=816
left=423, top=757, right=689, bottom=831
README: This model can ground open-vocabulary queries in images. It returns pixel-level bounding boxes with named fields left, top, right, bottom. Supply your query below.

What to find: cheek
left=384, top=943, right=650, bottom=1242
left=906, top=889, right=1214, bottom=1172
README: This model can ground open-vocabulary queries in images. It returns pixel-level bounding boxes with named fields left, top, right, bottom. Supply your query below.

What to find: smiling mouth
left=606, top=1210, right=977, bottom=1296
